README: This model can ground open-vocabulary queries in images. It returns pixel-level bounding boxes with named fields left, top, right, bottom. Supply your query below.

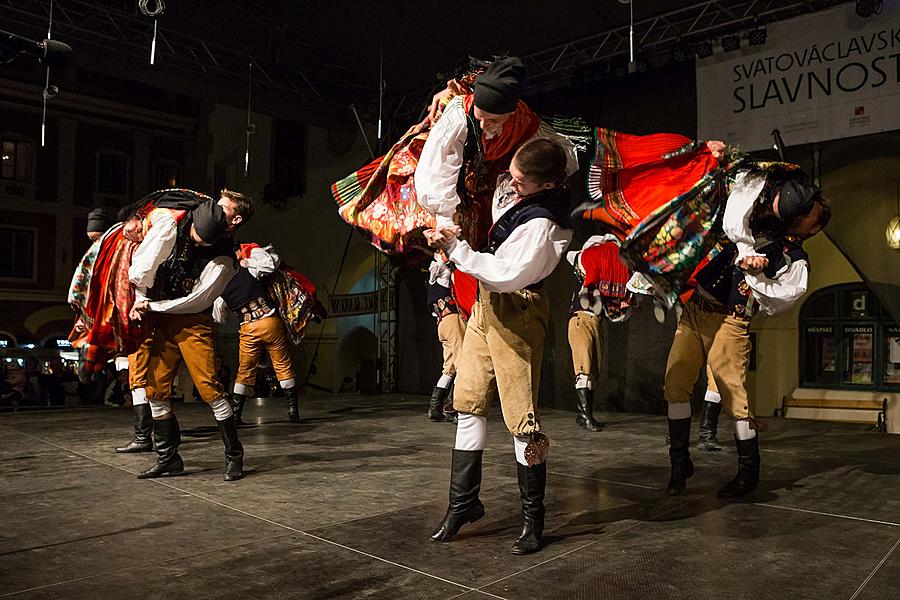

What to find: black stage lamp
left=771, top=128, right=786, bottom=161
left=672, top=44, right=690, bottom=63
left=855, top=0, right=883, bottom=17
left=696, top=40, right=713, bottom=58
left=721, top=34, right=741, bottom=52
left=748, top=28, right=767, bottom=46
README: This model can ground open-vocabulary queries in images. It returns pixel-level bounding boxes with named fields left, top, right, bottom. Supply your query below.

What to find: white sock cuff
left=149, top=399, right=172, bottom=419
left=233, top=382, right=252, bottom=396
left=454, top=412, right=487, bottom=451
left=131, top=387, right=148, bottom=405
left=279, top=378, right=296, bottom=389
left=735, top=420, right=757, bottom=440
left=210, top=396, right=234, bottom=421
left=437, top=374, right=454, bottom=389
left=667, top=402, right=692, bottom=420
left=704, top=389, right=722, bottom=404
left=575, top=374, right=592, bottom=390
left=513, top=435, right=532, bottom=466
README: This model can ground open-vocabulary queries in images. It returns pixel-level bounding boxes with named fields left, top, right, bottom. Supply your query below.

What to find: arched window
left=800, top=283, right=900, bottom=390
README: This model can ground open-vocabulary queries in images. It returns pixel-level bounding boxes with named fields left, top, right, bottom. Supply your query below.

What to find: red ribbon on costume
left=451, top=270, right=478, bottom=321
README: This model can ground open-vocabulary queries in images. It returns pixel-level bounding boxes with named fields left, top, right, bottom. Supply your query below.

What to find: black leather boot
left=217, top=416, right=244, bottom=482
left=698, top=401, right=723, bottom=451
left=443, top=384, right=458, bottom=423
left=717, top=435, right=760, bottom=498
left=232, top=393, right=247, bottom=425
left=427, top=386, right=454, bottom=423
left=137, top=416, right=184, bottom=479
left=430, top=449, right=485, bottom=542
left=575, top=388, right=603, bottom=432
left=511, top=461, right=547, bottom=555
left=286, top=387, right=300, bottom=423
left=667, top=416, right=694, bottom=496
left=116, top=403, right=154, bottom=453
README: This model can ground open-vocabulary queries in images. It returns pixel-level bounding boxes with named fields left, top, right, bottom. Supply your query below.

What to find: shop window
left=800, top=284, right=899, bottom=390
left=0, top=227, right=36, bottom=280
left=1, top=138, right=33, bottom=182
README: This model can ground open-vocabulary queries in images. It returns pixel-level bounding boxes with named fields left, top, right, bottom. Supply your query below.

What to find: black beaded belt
left=238, top=297, right=273, bottom=324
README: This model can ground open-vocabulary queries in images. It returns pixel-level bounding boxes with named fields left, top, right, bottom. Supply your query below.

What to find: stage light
left=672, top=44, right=690, bottom=63
left=696, top=40, right=713, bottom=58
left=748, top=28, right=767, bottom=46
left=721, top=34, right=741, bottom=52
left=771, top=128, right=786, bottom=161
left=886, top=216, right=900, bottom=251
left=856, top=0, right=883, bottom=18
left=887, top=182, right=900, bottom=252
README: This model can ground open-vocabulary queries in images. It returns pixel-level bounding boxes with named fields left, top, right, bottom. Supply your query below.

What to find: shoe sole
left=430, top=506, right=486, bottom=543
left=137, top=466, right=185, bottom=479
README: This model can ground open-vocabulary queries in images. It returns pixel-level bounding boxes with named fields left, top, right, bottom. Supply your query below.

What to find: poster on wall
left=696, top=3, right=900, bottom=151
left=844, top=325, right=874, bottom=384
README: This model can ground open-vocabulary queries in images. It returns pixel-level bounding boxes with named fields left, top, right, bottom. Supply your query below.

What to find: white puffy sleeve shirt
left=416, top=98, right=579, bottom=230
left=722, top=170, right=768, bottom=264
left=744, top=254, right=809, bottom=316
left=128, top=210, right=179, bottom=302
left=213, top=246, right=279, bottom=323
left=149, top=256, right=237, bottom=315
left=415, top=97, right=468, bottom=230
left=447, top=177, right=572, bottom=293
left=449, top=222, right=572, bottom=293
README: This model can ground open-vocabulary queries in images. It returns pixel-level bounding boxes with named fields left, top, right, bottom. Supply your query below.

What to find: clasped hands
left=423, top=225, right=461, bottom=255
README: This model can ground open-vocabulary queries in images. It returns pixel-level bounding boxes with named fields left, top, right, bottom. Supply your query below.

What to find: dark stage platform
left=2, top=395, right=900, bottom=599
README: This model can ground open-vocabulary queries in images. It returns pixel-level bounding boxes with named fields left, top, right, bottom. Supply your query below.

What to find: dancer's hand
left=122, top=219, right=144, bottom=243
left=129, top=300, right=150, bottom=321
left=426, top=80, right=467, bottom=123
left=706, top=140, right=727, bottom=160
left=738, top=255, right=768, bottom=273
left=424, top=225, right=460, bottom=249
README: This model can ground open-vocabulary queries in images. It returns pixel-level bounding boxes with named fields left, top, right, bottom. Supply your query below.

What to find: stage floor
left=2, top=394, right=900, bottom=599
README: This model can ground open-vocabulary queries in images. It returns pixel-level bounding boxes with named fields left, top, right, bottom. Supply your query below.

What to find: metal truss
left=374, top=251, right=399, bottom=394
left=524, top=0, right=850, bottom=89
left=0, top=0, right=373, bottom=116
left=386, top=0, right=851, bottom=125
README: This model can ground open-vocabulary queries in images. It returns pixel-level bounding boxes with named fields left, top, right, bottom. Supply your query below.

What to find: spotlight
left=855, top=0, right=883, bottom=17
left=748, top=28, right=767, bottom=46
left=672, top=44, right=690, bottom=63
left=696, top=40, right=713, bottom=59
left=721, top=34, right=741, bottom=52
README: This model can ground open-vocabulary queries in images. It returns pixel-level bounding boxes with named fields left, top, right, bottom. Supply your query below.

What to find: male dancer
left=213, top=244, right=300, bottom=424
left=565, top=235, right=635, bottom=431
left=129, top=200, right=244, bottom=481
left=115, top=189, right=253, bottom=453
left=665, top=175, right=830, bottom=497
left=426, top=256, right=465, bottom=423
left=425, top=138, right=572, bottom=555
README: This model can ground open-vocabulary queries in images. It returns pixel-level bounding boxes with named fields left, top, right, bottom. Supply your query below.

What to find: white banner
left=697, top=3, right=900, bottom=151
